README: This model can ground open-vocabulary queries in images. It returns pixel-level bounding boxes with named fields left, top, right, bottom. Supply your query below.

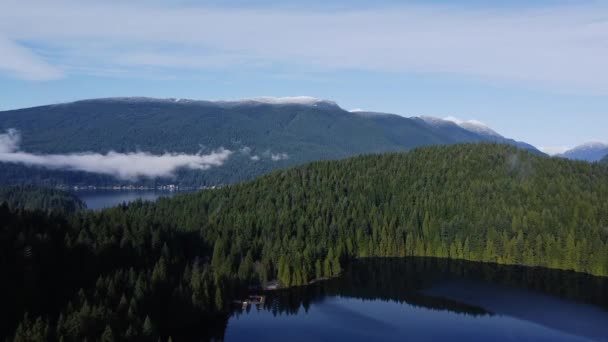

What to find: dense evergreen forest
left=0, top=185, right=86, bottom=212
left=2, top=143, right=608, bottom=341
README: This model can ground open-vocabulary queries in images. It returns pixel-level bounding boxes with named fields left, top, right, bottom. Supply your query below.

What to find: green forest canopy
left=0, top=185, right=86, bottom=213
left=3, top=143, right=608, bottom=341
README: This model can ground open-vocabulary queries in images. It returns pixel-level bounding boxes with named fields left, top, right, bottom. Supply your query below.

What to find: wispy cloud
left=0, top=128, right=20, bottom=153
left=0, top=36, right=63, bottom=80
left=0, top=2, right=607, bottom=92
left=262, top=150, right=289, bottom=161
left=0, top=129, right=232, bottom=179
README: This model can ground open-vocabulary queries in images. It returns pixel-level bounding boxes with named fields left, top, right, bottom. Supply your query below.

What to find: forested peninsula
left=3, top=143, right=608, bottom=341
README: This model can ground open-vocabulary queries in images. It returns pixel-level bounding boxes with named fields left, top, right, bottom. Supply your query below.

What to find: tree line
left=0, top=185, right=86, bottom=213
left=2, top=143, right=608, bottom=341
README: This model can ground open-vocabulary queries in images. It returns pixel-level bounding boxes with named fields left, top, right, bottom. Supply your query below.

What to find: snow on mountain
left=557, top=142, right=608, bottom=162
left=420, top=116, right=502, bottom=138
left=212, top=96, right=339, bottom=108
left=71, top=96, right=339, bottom=108
left=443, top=116, right=502, bottom=138
left=242, top=96, right=334, bottom=105
left=574, top=142, right=608, bottom=150
left=419, top=116, right=455, bottom=126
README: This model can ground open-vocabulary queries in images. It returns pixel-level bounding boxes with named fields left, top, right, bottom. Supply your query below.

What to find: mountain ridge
left=0, top=97, right=544, bottom=187
left=557, top=142, right=608, bottom=162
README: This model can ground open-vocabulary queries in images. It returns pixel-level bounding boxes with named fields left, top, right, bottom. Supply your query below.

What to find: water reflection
left=226, top=258, right=608, bottom=342
left=74, top=189, right=184, bottom=210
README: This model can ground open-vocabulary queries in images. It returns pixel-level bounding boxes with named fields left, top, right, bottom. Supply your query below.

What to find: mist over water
left=0, top=129, right=232, bottom=179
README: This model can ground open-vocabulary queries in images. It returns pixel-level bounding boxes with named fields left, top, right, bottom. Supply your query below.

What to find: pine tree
left=143, top=315, right=155, bottom=338
left=100, top=325, right=114, bottom=342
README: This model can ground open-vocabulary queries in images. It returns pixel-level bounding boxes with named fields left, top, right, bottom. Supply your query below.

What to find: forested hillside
left=3, top=143, right=607, bottom=341
left=0, top=98, right=540, bottom=187
left=161, top=143, right=608, bottom=280
left=0, top=186, right=86, bottom=212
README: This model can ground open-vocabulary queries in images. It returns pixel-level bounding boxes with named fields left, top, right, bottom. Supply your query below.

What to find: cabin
left=234, top=295, right=266, bottom=309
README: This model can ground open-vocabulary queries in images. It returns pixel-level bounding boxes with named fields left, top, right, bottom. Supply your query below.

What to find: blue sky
left=0, top=0, right=607, bottom=154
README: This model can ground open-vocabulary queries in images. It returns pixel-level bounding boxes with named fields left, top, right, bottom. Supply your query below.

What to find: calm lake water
left=223, top=258, right=608, bottom=342
left=74, top=189, right=185, bottom=210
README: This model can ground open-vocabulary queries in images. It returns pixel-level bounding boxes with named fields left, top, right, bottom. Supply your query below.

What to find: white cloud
left=0, top=128, right=20, bottom=153
left=0, top=1, right=607, bottom=92
left=261, top=149, right=289, bottom=161
left=271, top=153, right=289, bottom=161
left=0, top=36, right=63, bottom=80
left=0, top=129, right=231, bottom=179
left=240, top=146, right=262, bottom=161
left=239, top=146, right=252, bottom=154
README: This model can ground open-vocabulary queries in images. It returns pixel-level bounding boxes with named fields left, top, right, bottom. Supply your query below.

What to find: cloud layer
left=0, top=129, right=232, bottom=179
left=0, top=36, right=64, bottom=80
left=0, top=1, right=607, bottom=92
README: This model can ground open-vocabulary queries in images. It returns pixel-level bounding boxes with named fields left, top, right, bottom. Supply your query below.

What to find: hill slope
left=0, top=185, right=86, bottom=212
left=0, top=97, right=541, bottom=187
left=3, top=143, right=607, bottom=341
left=166, top=143, right=608, bottom=278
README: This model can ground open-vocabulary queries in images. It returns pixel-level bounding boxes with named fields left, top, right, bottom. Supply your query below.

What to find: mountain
left=0, top=97, right=542, bottom=187
left=557, top=142, right=608, bottom=162
left=419, top=116, right=540, bottom=153
left=3, top=143, right=607, bottom=341
left=602, top=155, right=608, bottom=165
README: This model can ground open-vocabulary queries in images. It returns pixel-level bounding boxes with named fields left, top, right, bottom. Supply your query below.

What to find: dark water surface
left=74, top=189, right=185, bottom=210
left=224, top=258, right=608, bottom=342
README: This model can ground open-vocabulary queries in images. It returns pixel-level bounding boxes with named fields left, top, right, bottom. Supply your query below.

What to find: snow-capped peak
left=572, top=142, right=608, bottom=150
left=420, top=116, right=502, bottom=138
left=72, top=96, right=339, bottom=108
left=557, top=142, right=608, bottom=161
left=419, top=116, right=454, bottom=126
left=443, top=116, right=502, bottom=138
left=234, top=96, right=337, bottom=106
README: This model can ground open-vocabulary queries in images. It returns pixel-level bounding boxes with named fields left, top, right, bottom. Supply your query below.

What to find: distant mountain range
left=557, top=142, right=608, bottom=162
left=0, top=97, right=543, bottom=187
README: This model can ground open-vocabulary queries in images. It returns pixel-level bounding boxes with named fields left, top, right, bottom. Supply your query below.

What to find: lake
left=223, top=258, right=608, bottom=342
left=74, top=189, right=187, bottom=210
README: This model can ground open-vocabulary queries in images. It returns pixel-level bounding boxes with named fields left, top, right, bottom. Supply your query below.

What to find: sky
left=0, top=0, right=607, bottom=154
